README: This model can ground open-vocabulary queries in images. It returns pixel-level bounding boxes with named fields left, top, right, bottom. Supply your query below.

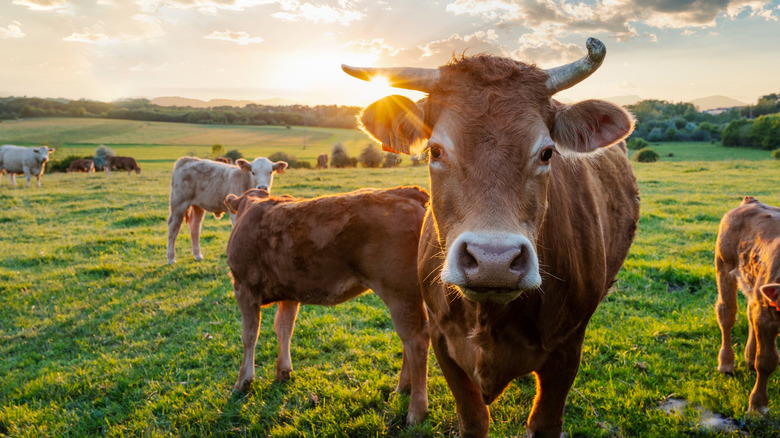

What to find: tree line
left=0, top=97, right=361, bottom=130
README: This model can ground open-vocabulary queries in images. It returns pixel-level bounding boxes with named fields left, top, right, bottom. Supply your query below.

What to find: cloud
left=272, top=0, right=364, bottom=25
left=63, top=31, right=110, bottom=43
left=0, top=23, right=25, bottom=39
left=419, top=30, right=504, bottom=58
left=204, top=30, right=264, bottom=45
left=130, top=62, right=173, bottom=71
left=510, top=27, right=584, bottom=66
left=445, top=0, right=777, bottom=40
left=12, top=0, right=69, bottom=11
left=347, top=38, right=399, bottom=57
left=136, top=0, right=277, bottom=13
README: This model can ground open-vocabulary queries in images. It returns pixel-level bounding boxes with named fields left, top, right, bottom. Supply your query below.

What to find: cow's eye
left=429, top=143, right=444, bottom=160
left=540, top=147, right=555, bottom=164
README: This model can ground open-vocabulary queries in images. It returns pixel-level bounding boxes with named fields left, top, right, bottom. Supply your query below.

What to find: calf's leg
left=745, top=300, right=758, bottom=370
left=375, top=285, right=430, bottom=424
left=187, top=205, right=206, bottom=261
left=748, top=319, right=779, bottom=414
left=234, top=284, right=262, bottom=393
left=166, top=203, right=188, bottom=264
left=274, top=300, right=300, bottom=381
left=715, top=262, right=738, bottom=373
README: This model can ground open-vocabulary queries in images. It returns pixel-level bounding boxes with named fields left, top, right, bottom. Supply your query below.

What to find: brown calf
left=105, top=156, right=141, bottom=175
left=67, top=159, right=95, bottom=173
left=345, top=38, right=639, bottom=436
left=224, top=186, right=430, bottom=424
left=716, top=196, right=780, bottom=414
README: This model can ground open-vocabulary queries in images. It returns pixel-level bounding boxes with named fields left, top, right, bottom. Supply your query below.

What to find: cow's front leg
left=745, top=301, right=758, bottom=370
left=748, top=321, right=779, bottom=414
left=431, top=327, right=489, bottom=437
left=526, top=334, right=584, bottom=438
left=8, top=172, right=16, bottom=186
left=234, top=285, right=262, bottom=393
left=274, top=300, right=300, bottom=381
left=23, top=167, right=31, bottom=188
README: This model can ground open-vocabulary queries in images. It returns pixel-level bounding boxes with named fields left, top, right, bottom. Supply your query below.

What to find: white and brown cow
left=344, top=37, right=640, bottom=437
left=0, top=145, right=55, bottom=188
left=166, top=156, right=287, bottom=264
left=224, top=186, right=430, bottom=424
left=716, top=196, right=780, bottom=414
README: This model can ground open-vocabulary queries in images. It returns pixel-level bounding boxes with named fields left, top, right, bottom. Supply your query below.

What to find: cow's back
left=0, top=145, right=28, bottom=172
left=229, top=186, right=428, bottom=305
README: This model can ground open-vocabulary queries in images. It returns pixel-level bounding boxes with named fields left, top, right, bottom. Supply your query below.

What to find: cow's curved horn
left=341, top=65, right=440, bottom=92
left=544, top=37, right=606, bottom=95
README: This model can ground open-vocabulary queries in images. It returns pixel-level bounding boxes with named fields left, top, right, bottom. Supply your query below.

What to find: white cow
left=0, top=145, right=55, bottom=188
left=166, top=156, right=288, bottom=264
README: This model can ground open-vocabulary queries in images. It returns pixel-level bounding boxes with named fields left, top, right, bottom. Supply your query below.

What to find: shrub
left=383, top=152, right=401, bottom=168
left=632, top=148, right=660, bottom=163
left=647, top=127, right=664, bottom=142
left=772, top=149, right=780, bottom=160
left=626, top=138, right=649, bottom=150
left=359, top=144, right=383, bottom=168
left=45, top=154, right=83, bottom=173
left=94, top=144, right=115, bottom=170
left=211, top=144, right=225, bottom=159
left=411, top=153, right=427, bottom=166
left=268, top=151, right=311, bottom=169
left=224, top=149, right=243, bottom=161
left=331, top=143, right=354, bottom=168
left=722, top=118, right=753, bottom=147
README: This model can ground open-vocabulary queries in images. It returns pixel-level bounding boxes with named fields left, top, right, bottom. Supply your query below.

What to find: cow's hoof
left=748, top=405, right=770, bottom=416
left=275, top=369, right=292, bottom=381
left=406, top=409, right=427, bottom=425
left=167, top=258, right=176, bottom=265
left=717, top=364, right=734, bottom=375
left=194, top=254, right=204, bottom=261
left=233, top=378, right=254, bottom=394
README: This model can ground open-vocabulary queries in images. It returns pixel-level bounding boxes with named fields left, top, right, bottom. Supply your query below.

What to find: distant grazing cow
left=224, top=186, right=430, bottom=424
left=345, top=37, right=640, bottom=436
left=214, top=157, right=233, bottom=165
left=316, top=153, right=328, bottom=169
left=67, top=159, right=95, bottom=173
left=0, top=145, right=55, bottom=187
left=166, top=156, right=287, bottom=264
left=105, top=156, right=141, bottom=175
left=716, top=196, right=780, bottom=414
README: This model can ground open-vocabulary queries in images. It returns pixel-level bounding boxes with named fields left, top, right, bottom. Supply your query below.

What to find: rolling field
left=1, top=122, right=779, bottom=437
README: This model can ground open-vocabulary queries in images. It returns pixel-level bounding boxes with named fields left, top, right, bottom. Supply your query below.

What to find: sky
left=1, top=0, right=779, bottom=107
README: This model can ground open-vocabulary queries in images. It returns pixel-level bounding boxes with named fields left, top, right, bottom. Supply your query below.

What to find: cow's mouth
left=459, top=286, right=524, bottom=304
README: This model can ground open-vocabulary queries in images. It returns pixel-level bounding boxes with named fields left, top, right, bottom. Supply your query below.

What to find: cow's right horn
left=544, top=37, right=606, bottom=95
left=342, top=65, right=439, bottom=93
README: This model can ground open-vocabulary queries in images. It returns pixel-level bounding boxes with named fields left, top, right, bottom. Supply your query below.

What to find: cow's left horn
left=342, top=65, right=440, bottom=92
left=544, top=37, right=606, bottom=95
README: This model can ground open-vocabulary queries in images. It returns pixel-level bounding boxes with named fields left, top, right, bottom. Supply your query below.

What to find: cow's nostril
left=509, top=247, right=529, bottom=273
left=460, top=245, right=478, bottom=271
left=258, top=185, right=268, bottom=191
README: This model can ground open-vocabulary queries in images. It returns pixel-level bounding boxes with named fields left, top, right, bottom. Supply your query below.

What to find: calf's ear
left=236, top=159, right=251, bottom=172
left=360, top=95, right=430, bottom=155
left=760, top=284, right=780, bottom=310
left=273, top=161, right=288, bottom=173
left=224, top=194, right=241, bottom=214
left=552, top=99, right=634, bottom=152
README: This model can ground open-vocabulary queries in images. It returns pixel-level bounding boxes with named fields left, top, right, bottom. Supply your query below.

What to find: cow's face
left=346, top=39, right=633, bottom=303
left=237, top=157, right=288, bottom=191
left=34, top=146, right=54, bottom=163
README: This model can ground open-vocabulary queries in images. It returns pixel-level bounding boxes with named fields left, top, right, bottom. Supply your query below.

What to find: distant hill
left=690, top=95, right=746, bottom=111
left=150, top=96, right=298, bottom=108
left=604, top=95, right=642, bottom=106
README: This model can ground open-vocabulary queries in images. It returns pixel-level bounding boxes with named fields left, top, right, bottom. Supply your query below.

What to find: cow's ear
left=359, top=95, right=430, bottom=155
left=48, top=148, right=55, bottom=153
left=760, top=284, right=780, bottom=310
left=236, top=159, right=251, bottom=172
left=551, top=99, right=634, bottom=152
left=273, top=161, right=288, bottom=174
left=224, top=194, right=242, bottom=214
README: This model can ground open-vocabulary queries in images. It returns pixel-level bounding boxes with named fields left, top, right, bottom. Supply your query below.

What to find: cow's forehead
left=250, top=157, right=273, bottom=172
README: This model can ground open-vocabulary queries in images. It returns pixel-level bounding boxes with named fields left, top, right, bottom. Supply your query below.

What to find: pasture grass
left=1, top=136, right=779, bottom=437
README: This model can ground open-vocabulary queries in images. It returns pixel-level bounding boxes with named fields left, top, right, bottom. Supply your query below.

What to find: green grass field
left=1, top=121, right=779, bottom=437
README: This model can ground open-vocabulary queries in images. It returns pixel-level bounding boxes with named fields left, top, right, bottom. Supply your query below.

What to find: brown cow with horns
left=343, top=37, right=640, bottom=437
